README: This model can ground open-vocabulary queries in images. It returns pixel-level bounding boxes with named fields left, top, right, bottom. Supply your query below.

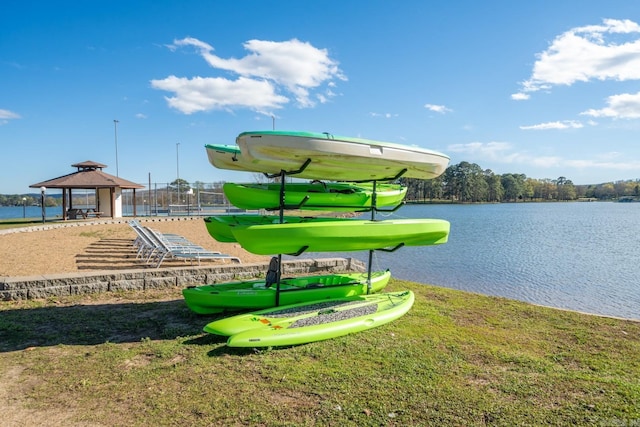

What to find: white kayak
left=235, top=130, right=450, bottom=181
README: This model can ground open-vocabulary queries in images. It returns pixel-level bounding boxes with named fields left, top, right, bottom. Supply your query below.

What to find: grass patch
left=0, top=218, right=69, bottom=230
left=0, top=218, right=45, bottom=230
left=1, top=280, right=639, bottom=426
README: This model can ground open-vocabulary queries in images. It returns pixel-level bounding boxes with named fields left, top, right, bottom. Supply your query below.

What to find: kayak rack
left=261, top=157, right=408, bottom=306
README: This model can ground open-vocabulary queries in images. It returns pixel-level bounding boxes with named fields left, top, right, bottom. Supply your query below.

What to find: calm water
left=289, top=202, right=640, bottom=320
left=0, top=205, right=63, bottom=220
left=3, top=203, right=639, bottom=319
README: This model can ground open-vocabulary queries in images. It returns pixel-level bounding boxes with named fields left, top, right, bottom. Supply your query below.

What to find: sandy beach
left=0, top=218, right=271, bottom=277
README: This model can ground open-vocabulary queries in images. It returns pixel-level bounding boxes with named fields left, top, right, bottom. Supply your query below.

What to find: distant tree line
left=0, top=194, right=58, bottom=207
left=399, top=161, right=640, bottom=203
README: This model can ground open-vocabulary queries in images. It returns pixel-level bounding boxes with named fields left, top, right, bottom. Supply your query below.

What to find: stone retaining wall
left=0, top=257, right=365, bottom=301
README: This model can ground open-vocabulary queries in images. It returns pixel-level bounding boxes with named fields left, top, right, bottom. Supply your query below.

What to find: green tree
left=484, top=170, right=504, bottom=202
left=501, top=173, right=526, bottom=201
left=555, top=177, right=576, bottom=201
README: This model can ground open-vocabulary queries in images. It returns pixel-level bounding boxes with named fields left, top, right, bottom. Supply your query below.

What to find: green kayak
left=205, top=290, right=415, bottom=347
left=182, top=269, right=391, bottom=314
left=223, top=182, right=407, bottom=211
left=204, top=215, right=353, bottom=243
left=230, top=218, right=450, bottom=255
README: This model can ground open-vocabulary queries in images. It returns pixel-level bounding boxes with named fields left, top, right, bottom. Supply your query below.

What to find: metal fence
left=122, top=181, right=242, bottom=217
left=67, top=182, right=244, bottom=217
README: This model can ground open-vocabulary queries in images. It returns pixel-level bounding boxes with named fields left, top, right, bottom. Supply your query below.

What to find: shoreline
left=2, top=216, right=639, bottom=322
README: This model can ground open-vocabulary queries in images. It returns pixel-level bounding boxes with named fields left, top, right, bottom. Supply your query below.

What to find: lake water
left=0, top=205, right=63, bottom=220
left=288, top=202, right=640, bottom=320
left=2, top=203, right=638, bottom=320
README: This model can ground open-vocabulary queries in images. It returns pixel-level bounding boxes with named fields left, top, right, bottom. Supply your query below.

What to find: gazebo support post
left=110, top=188, right=115, bottom=219
left=62, top=189, right=68, bottom=220
left=132, top=189, right=137, bottom=217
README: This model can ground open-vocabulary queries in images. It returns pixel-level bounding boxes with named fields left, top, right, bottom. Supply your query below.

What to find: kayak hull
left=205, top=144, right=248, bottom=172
left=203, top=215, right=353, bottom=243
left=223, top=182, right=407, bottom=211
left=236, top=131, right=449, bottom=181
left=230, top=218, right=450, bottom=255
left=182, top=270, right=391, bottom=314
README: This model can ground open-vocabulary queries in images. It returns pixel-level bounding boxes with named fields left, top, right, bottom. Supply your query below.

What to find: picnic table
left=67, top=208, right=104, bottom=219
left=84, top=208, right=104, bottom=218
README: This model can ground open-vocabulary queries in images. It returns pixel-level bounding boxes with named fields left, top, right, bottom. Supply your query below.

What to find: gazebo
left=30, top=161, right=144, bottom=220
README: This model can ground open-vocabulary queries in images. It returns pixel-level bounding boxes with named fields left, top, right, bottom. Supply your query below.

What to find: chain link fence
left=119, top=181, right=245, bottom=216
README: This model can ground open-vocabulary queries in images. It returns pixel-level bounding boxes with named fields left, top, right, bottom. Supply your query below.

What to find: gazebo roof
left=30, top=160, right=144, bottom=189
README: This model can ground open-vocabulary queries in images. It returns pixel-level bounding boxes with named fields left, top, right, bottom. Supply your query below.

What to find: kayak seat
left=265, top=257, right=280, bottom=288
left=305, top=283, right=325, bottom=289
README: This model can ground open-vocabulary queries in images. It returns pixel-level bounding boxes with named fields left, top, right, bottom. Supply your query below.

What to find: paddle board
left=207, top=290, right=415, bottom=347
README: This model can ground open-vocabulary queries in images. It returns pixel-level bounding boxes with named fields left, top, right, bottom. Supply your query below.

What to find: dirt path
left=0, top=218, right=269, bottom=277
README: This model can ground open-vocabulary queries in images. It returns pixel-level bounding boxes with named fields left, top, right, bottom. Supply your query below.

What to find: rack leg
left=367, top=250, right=373, bottom=294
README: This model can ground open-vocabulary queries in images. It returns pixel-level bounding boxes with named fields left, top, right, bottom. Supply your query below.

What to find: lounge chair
left=129, top=220, right=240, bottom=267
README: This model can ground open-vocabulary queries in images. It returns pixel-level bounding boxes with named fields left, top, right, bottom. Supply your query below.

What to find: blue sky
left=2, top=0, right=640, bottom=194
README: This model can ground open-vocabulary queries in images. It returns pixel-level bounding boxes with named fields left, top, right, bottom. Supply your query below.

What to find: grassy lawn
left=0, top=218, right=63, bottom=230
left=1, top=280, right=638, bottom=426
left=0, top=219, right=40, bottom=230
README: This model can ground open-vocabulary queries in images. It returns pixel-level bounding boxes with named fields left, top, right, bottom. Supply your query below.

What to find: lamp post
left=176, top=142, right=180, bottom=205
left=22, top=197, right=26, bottom=218
left=40, top=186, right=46, bottom=223
left=186, top=188, right=193, bottom=216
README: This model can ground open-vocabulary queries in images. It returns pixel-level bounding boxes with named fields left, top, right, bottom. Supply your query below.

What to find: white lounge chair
left=133, top=223, right=240, bottom=268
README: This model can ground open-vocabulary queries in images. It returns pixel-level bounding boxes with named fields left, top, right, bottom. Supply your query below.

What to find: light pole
left=186, top=188, right=193, bottom=216
left=113, top=119, right=119, bottom=177
left=22, top=197, right=26, bottom=218
left=40, top=186, right=46, bottom=223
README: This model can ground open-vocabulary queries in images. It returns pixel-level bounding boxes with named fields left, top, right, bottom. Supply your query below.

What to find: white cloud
left=424, top=103, right=452, bottom=114
left=517, top=19, right=640, bottom=96
left=0, top=109, right=20, bottom=119
left=154, top=37, right=346, bottom=114
left=447, top=140, right=640, bottom=174
left=581, top=91, right=640, bottom=119
left=520, top=120, right=584, bottom=130
left=151, top=75, right=289, bottom=114
left=448, top=141, right=514, bottom=161
left=0, top=109, right=20, bottom=125
left=565, top=158, right=640, bottom=170
left=369, top=112, right=398, bottom=119
left=511, top=92, right=529, bottom=101
left=527, top=156, right=564, bottom=168
left=135, top=113, right=148, bottom=119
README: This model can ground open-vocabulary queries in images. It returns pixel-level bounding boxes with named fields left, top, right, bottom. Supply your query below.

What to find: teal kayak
left=206, top=290, right=415, bottom=347
left=229, top=218, right=450, bottom=255
left=204, top=215, right=353, bottom=243
left=182, top=269, right=391, bottom=314
left=222, top=182, right=406, bottom=211
left=205, top=144, right=249, bottom=172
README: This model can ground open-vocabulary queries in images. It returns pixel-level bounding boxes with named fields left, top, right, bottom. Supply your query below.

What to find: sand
left=0, top=218, right=271, bottom=277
